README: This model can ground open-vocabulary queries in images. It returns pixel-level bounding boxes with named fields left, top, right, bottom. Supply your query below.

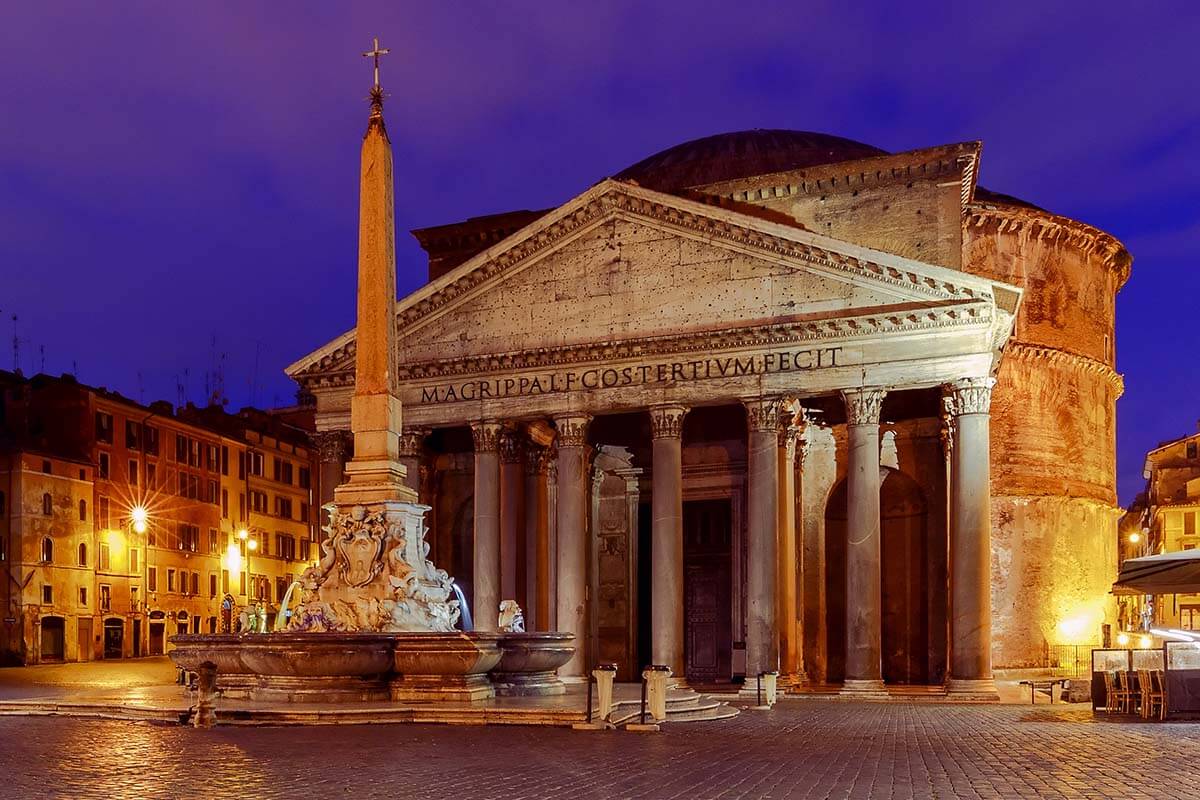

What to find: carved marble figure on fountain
left=499, top=601, right=525, bottom=633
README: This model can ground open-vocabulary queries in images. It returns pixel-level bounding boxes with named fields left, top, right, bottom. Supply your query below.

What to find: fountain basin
left=490, top=632, right=575, bottom=696
left=390, top=632, right=504, bottom=703
left=170, top=633, right=397, bottom=703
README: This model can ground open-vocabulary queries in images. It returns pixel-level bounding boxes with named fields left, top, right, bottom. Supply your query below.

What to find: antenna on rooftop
left=137, top=371, right=145, bottom=404
left=39, top=344, right=45, bottom=373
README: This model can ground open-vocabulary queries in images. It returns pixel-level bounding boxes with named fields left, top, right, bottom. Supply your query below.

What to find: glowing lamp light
left=1128, top=532, right=1141, bottom=544
left=247, top=538, right=258, bottom=552
left=238, top=529, right=249, bottom=540
left=1117, top=632, right=1130, bottom=647
left=1056, top=615, right=1090, bottom=640
left=130, top=505, right=149, bottom=534
left=1140, top=635, right=1153, bottom=649
left=224, top=542, right=243, bottom=574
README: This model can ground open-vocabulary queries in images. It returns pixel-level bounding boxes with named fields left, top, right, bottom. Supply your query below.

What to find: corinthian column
left=649, top=404, right=687, bottom=676
left=554, top=414, right=591, bottom=677
left=524, top=444, right=552, bottom=631
left=841, top=387, right=886, bottom=695
left=743, top=398, right=780, bottom=693
left=312, top=431, right=351, bottom=509
left=471, top=421, right=503, bottom=631
left=397, top=428, right=426, bottom=497
left=499, top=429, right=525, bottom=605
left=777, top=408, right=801, bottom=686
left=945, top=377, right=998, bottom=698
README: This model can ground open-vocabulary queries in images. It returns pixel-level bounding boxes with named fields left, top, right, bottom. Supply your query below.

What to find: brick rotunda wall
left=964, top=203, right=1129, bottom=668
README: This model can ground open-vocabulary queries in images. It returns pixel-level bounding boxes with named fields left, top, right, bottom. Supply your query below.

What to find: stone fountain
left=169, top=46, right=573, bottom=707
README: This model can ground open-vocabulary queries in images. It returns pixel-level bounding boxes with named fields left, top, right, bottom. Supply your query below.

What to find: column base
left=839, top=679, right=888, bottom=698
left=945, top=677, right=999, bottom=701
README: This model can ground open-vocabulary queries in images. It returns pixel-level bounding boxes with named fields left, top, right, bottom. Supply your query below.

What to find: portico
left=290, top=177, right=1020, bottom=696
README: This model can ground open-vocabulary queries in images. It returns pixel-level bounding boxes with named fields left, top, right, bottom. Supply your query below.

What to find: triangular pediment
left=289, top=180, right=1011, bottom=380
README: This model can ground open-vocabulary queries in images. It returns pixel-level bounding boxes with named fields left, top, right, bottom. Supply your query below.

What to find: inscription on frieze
left=414, top=347, right=845, bottom=404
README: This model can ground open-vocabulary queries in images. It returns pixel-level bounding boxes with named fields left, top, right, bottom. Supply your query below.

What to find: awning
left=1112, top=550, right=1200, bottom=595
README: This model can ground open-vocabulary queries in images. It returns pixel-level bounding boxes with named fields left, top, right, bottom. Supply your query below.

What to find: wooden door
left=683, top=499, right=733, bottom=683
left=77, top=617, right=92, bottom=661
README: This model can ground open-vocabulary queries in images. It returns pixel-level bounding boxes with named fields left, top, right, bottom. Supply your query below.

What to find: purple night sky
left=1, top=3, right=1197, bottom=503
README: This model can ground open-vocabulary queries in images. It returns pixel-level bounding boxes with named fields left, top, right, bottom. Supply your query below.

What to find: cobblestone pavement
left=0, top=657, right=175, bottom=699
left=2, top=700, right=1198, bottom=799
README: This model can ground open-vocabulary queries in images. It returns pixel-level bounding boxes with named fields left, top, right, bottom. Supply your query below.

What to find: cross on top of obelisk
left=362, top=36, right=390, bottom=89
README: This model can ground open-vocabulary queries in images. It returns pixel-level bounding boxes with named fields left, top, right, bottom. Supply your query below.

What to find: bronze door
left=683, top=499, right=733, bottom=683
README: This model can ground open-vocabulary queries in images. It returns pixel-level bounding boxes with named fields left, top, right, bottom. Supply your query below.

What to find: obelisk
left=334, top=44, right=417, bottom=508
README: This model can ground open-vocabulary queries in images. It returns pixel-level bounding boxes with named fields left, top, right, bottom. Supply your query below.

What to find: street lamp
left=237, top=528, right=258, bottom=604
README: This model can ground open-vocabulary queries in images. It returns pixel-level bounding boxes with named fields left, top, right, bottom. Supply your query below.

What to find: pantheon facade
left=290, top=131, right=1129, bottom=692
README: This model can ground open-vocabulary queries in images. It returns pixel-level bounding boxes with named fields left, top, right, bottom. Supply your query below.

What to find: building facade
left=290, top=130, right=1128, bottom=688
left=1122, top=431, right=1200, bottom=632
left=0, top=371, right=321, bottom=664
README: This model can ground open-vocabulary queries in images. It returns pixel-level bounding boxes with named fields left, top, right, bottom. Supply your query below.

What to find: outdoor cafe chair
left=1144, top=669, right=1166, bottom=721
left=1111, top=670, right=1135, bottom=714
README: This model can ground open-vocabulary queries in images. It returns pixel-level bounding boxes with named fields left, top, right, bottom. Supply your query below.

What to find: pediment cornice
left=297, top=299, right=993, bottom=390
left=290, top=181, right=1011, bottom=380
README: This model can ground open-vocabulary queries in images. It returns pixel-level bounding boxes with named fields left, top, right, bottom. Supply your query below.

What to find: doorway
left=683, top=498, right=733, bottom=683
left=132, top=620, right=142, bottom=657
left=77, top=617, right=93, bottom=661
left=149, top=622, right=164, bottom=655
left=40, top=617, right=65, bottom=661
left=103, top=618, right=124, bottom=659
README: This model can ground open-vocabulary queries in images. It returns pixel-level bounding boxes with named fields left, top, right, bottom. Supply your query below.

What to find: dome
left=615, top=129, right=888, bottom=192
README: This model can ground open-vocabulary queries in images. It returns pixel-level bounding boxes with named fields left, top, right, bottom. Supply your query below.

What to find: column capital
left=552, top=414, right=592, bottom=448
left=498, top=428, right=523, bottom=464
left=649, top=404, right=688, bottom=440
left=743, top=397, right=782, bottom=432
left=311, top=430, right=352, bottom=464
left=841, top=388, right=886, bottom=426
left=525, top=444, right=553, bottom=476
left=944, top=377, right=996, bottom=417
left=470, top=421, right=504, bottom=452
left=397, top=428, right=428, bottom=458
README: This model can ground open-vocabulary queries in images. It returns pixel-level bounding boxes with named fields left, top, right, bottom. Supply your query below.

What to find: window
left=277, top=534, right=296, bottom=561
left=239, top=571, right=246, bottom=595
left=78, top=542, right=87, bottom=567
left=42, top=492, right=52, bottom=515
left=299, top=467, right=311, bottom=489
left=209, top=573, right=218, bottom=597
left=1190, top=441, right=1198, bottom=460
left=175, top=434, right=188, bottom=463
left=238, top=451, right=246, bottom=480
left=276, top=577, right=288, bottom=603
left=208, top=479, right=219, bottom=505
left=130, top=586, right=139, bottom=609
left=95, top=411, right=113, bottom=443
left=125, top=420, right=141, bottom=450
left=206, top=444, right=219, bottom=472
left=0, top=536, right=6, bottom=562
left=0, top=490, right=5, bottom=515
left=208, top=528, right=220, bottom=554
left=42, top=459, right=51, bottom=475
left=98, top=542, right=110, bottom=571
left=98, top=452, right=110, bottom=479
left=167, top=568, right=176, bottom=592
left=144, top=425, right=159, bottom=456
left=221, top=489, right=229, bottom=518
left=128, top=459, right=138, bottom=486
left=42, top=585, right=52, bottom=604
left=250, top=491, right=268, bottom=513
left=275, top=496, right=293, bottom=520
left=239, top=493, right=247, bottom=519
left=98, top=496, right=110, bottom=528
left=1187, top=511, right=1197, bottom=537
left=79, top=469, right=85, bottom=480
left=222, top=569, right=230, bottom=594
left=79, top=586, right=87, bottom=606
left=100, top=584, right=111, bottom=611
left=146, top=462, right=156, bottom=488
left=248, top=451, right=264, bottom=476
left=190, top=439, right=200, bottom=468
left=190, top=572, right=199, bottom=595
left=178, top=523, right=200, bottom=552
left=300, top=502, right=309, bottom=524
left=79, top=499, right=87, bottom=521
left=129, top=548, right=138, bottom=573
left=148, top=567, right=157, bottom=592
left=300, top=539, right=311, bottom=561
left=41, top=537, right=53, bottom=563
left=221, top=446, right=229, bottom=476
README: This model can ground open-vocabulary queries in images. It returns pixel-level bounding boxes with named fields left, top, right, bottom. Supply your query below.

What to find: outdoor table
left=1019, top=678, right=1068, bottom=704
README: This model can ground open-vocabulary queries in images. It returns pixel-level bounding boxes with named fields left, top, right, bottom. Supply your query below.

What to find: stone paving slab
left=1, top=700, right=1197, bottom=799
